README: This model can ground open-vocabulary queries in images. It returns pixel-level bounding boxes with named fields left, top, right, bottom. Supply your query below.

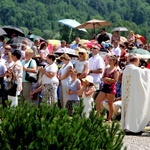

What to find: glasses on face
left=5, top=48, right=10, bottom=50
left=79, top=52, right=84, bottom=55
left=92, top=47, right=97, bottom=50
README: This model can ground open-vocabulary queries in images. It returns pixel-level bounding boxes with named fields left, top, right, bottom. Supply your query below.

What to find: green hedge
left=0, top=101, right=125, bottom=150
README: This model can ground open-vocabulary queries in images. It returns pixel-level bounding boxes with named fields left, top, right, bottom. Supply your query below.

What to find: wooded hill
left=0, top=0, right=150, bottom=42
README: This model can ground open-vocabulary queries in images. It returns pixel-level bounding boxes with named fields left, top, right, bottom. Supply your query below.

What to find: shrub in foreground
left=0, top=101, right=125, bottom=150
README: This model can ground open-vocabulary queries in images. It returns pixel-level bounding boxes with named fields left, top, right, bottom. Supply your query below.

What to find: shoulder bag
left=25, top=60, right=38, bottom=83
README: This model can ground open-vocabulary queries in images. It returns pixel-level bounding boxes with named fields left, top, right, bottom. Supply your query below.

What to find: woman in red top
left=95, top=55, right=120, bottom=121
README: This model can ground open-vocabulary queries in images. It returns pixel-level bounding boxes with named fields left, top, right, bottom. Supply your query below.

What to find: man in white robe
left=121, top=55, right=150, bottom=133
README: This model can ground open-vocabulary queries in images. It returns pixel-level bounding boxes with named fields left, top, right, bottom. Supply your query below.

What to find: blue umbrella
left=58, top=19, right=87, bottom=42
left=58, top=19, right=87, bottom=32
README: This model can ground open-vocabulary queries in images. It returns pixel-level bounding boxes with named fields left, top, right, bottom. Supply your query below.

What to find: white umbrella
left=55, top=48, right=78, bottom=57
left=112, top=27, right=128, bottom=32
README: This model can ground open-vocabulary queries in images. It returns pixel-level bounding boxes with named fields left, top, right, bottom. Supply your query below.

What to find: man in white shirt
left=89, top=45, right=105, bottom=90
left=57, top=40, right=66, bottom=50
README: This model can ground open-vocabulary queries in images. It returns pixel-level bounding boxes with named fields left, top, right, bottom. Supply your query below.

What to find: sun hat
left=82, top=75, right=94, bottom=84
left=5, top=45, right=11, bottom=50
left=78, top=48, right=87, bottom=53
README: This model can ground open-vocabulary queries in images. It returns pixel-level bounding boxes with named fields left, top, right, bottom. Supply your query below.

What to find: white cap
left=82, top=75, right=94, bottom=83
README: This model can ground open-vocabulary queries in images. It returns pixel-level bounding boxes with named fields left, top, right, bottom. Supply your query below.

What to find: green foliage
left=1, top=0, right=150, bottom=41
left=0, top=101, right=125, bottom=150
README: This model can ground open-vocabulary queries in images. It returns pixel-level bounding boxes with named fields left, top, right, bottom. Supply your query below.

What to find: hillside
left=0, top=0, right=150, bottom=42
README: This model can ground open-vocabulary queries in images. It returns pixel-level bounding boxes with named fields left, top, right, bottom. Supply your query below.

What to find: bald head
left=129, top=55, right=140, bottom=66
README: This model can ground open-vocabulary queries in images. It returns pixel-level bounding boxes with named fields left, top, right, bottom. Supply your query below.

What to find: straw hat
left=79, top=48, right=87, bottom=53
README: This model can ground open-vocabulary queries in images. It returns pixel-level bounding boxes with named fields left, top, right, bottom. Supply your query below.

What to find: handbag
left=5, top=79, right=17, bottom=96
left=25, top=60, right=38, bottom=83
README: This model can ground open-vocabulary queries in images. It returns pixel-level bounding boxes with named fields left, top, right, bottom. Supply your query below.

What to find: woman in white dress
left=5, top=50, right=23, bottom=107
left=58, top=54, right=73, bottom=108
left=81, top=75, right=95, bottom=118
left=74, top=48, right=89, bottom=80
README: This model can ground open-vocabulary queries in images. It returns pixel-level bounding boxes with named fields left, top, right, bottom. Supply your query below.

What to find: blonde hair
left=78, top=48, right=88, bottom=60
left=59, top=53, right=70, bottom=61
left=70, top=68, right=77, bottom=74
left=25, top=49, right=34, bottom=54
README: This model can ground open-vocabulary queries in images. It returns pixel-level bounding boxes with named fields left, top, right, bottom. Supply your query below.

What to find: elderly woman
left=58, top=54, right=73, bottom=108
left=5, top=50, right=23, bottom=107
left=30, top=54, right=59, bottom=105
left=39, top=54, right=59, bottom=105
left=22, top=49, right=37, bottom=103
left=74, top=48, right=89, bottom=80
left=5, top=52, right=14, bottom=69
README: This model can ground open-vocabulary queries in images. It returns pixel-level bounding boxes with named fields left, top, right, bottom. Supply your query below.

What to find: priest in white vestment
left=121, top=55, right=150, bottom=133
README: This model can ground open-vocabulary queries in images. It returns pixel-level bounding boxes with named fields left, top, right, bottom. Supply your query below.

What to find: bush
left=0, top=100, right=125, bottom=150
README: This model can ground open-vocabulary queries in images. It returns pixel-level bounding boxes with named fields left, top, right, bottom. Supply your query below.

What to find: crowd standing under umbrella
left=0, top=23, right=150, bottom=135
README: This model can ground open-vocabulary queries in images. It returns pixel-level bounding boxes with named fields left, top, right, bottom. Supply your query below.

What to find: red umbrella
left=135, top=34, right=147, bottom=44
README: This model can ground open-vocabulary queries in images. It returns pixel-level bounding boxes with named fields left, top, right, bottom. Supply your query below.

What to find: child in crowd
left=80, top=75, right=95, bottom=118
left=66, top=68, right=81, bottom=116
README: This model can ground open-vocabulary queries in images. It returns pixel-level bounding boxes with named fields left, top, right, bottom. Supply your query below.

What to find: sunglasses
left=92, top=47, right=98, bottom=50
left=79, top=52, right=84, bottom=55
left=5, top=48, right=10, bottom=50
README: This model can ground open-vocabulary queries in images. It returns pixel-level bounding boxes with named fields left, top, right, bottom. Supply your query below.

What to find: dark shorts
left=101, top=84, right=116, bottom=94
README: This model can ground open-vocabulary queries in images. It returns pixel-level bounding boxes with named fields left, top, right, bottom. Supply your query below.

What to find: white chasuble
left=121, top=64, right=150, bottom=132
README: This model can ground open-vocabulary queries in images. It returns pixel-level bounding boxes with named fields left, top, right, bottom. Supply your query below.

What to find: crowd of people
left=0, top=28, right=150, bottom=134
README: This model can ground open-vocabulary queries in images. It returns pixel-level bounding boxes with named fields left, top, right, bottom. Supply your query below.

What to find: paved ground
left=122, top=127, right=150, bottom=150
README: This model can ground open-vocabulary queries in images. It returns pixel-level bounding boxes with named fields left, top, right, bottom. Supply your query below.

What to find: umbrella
left=58, top=19, right=87, bottom=32
left=120, top=36, right=127, bottom=43
left=55, top=48, right=78, bottom=57
left=0, top=27, right=7, bottom=36
left=76, top=19, right=111, bottom=33
left=2, top=25, right=25, bottom=37
left=135, top=34, right=147, bottom=44
left=58, top=19, right=87, bottom=42
left=11, top=36, right=34, bottom=47
left=129, top=48, right=150, bottom=58
left=29, top=34, right=46, bottom=42
left=111, top=27, right=128, bottom=32
left=47, top=39, right=61, bottom=45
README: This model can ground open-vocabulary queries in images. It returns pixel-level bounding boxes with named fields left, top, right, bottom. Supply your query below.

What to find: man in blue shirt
left=70, top=37, right=80, bottom=50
